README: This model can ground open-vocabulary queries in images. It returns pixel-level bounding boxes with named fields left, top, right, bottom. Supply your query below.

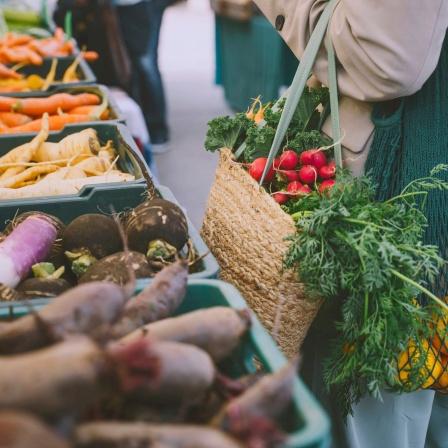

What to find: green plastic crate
left=0, top=84, right=125, bottom=125
left=0, top=121, right=149, bottom=204
left=4, top=55, right=97, bottom=92
left=0, top=279, right=331, bottom=447
left=215, top=15, right=298, bottom=111
left=0, top=183, right=220, bottom=282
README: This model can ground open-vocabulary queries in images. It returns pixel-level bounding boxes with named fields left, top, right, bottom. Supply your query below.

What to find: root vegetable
left=123, top=199, right=189, bottom=261
left=0, top=411, right=70, bottom=448
left=246, top=157, right=275, bottom=183
left=272, top=192, right=288, bottom=205
left=0, top=283, right=22, bottom=302
left=44, top=166, right=87, bottom=181
left=119, top=306, right=251, bottom=363
left=0, top=269, right=136, bottom=354
left=111, top=259, right=188, bottom=338
left=73, top=422, right=244, bottom=448
left=106, top=338, right=216, bottom=405
left=0, top=336, right=101, bottom=418
left=16, top=277, right=71, bottom=299
left=278, top=150, right=299, bottom=170
left=62, top=214, right=123, bottom=276
left=0, top=214, right=58, bottom=288
left=79, top=250, right=155, bottom=285
left=298, top=165, right=318, bottom=184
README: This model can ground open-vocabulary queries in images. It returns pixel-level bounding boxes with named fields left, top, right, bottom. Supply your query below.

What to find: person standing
left=112, top=0, right=172, bottom=153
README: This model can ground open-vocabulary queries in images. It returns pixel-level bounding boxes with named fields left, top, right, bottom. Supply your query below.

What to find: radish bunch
left=244, top=149, right=336, bottom=206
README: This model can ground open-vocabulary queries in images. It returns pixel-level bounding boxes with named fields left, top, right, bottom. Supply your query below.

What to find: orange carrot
left=0, top=114, right=97, bottom=134
left=254, top=101, right=271, bottom=125
left=2, top=33, right=34, bottom=47
left=0, top=112, right=32, bottom=127
left=11, top=93, right=101, bottom=116
left=81, top=51, right=99, bottom=62
left=0, top=46, right=43, bottom=66
left=0, top=63, right=23, bottom=80
left=0, top=96, right=17, bottom=111
left=67, top=105, right=109, bottom=120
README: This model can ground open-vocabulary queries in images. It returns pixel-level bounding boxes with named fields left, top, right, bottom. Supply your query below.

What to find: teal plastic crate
left=0, top=84, right=125, bottom=125
left=0, top=121, right=150, bottom=204
left=0, top=183, right=219, bottom=282
left=0, top=279, right=331, bottom=447
left=3, top=55, right=97, bottom=93
left=215, top=15, right=298, bottom=111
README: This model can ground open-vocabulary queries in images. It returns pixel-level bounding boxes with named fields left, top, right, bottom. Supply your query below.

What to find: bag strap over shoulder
left=260, top=0, right=340, bottom=183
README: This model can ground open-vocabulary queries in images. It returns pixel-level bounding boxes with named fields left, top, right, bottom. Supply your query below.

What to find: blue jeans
left=116, top=0, right=170, bottom=144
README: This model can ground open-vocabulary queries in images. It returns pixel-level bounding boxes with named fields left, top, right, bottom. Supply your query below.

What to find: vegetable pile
left=204, top=88, right=448, bottom=416
left=0, top=222, right=298, bottom=448
left=0, top=116, right=134, bottom=200
left=0, top=89, right=111, bottom=134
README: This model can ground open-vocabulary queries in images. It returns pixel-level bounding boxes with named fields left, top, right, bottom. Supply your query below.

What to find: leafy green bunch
left=204, top=86, right=331, bottom=162
left=283, top=165, right=448, bottom=417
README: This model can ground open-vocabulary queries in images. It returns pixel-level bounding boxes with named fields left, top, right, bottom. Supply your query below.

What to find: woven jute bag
left=200, top=148, right=323, bottom=358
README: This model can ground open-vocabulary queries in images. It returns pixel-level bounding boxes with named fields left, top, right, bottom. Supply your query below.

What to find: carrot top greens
left=283, top=165, right=448, bottom=418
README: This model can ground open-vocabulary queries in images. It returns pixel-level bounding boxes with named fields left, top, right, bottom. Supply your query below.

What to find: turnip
left=78, top=250, right=155, bottom=285
left=0, top=214, right=58, bottom=288
left=278, top=150, right=299, bottom=170
left=0, top=336, right=101, bottom=419
left=62, top=214, right=123, bottom=277
left=111, top=259, right=188, bottom=339
left=123, top=198, right=189, bottom=261
left=298, top=165, right=318, bottom=184
left=119, top=307, right=252, bottom=362
left=246, top=157, right=275, bottom=184
left=0, top=411, right=70, bottom=448
left=73, top=422, right=245, bottom=448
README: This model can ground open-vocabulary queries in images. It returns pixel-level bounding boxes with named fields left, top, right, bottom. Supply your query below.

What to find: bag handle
left=260, top=0, right=340, bottom=183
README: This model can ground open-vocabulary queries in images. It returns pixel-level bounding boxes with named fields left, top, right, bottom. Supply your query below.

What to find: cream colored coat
left=253, top=0, right=448, bottom=175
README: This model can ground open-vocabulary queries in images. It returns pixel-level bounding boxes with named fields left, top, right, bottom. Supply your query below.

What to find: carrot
left=245, top=95, right=260, bottom=120
left=10, top=92, right=101, bottom=116
left=67, top=105, right=110, bottom=120
left=81, top=51, right=99, bottom=62
left=0, top=114, right=97, bottom=134
left=0, top=46, right=42, bottom=66
left=73, top=422, right=243, bottom=448
left=0, top=111, right=32, bottom=127
left=254, top=100, right=271, bottom=125
left=0, top=96, right=17, bottom=111
left=0, top=411, right=70, bottom=448
left=111, top=259, right=189, bottom=338
left=2, top=33, right=34, bottom=47
left=119, top=307, right=252, bottom=362
left=0, top=62, right=23, bottom=80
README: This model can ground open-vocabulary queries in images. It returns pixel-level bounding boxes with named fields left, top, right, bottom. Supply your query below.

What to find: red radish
left=299, top=149, right=316, bottom=165
left=272, top=192, right=288, bottom=205
left=311, top=151, right=327, bottom=169
left=0, top=214, right=58, bottom=288
left=276, top=169, right=300, bottom=182
left=298, top=165, right=318, bottom=184
left=296, top=185, right=312, bottom=196
left=286, top=181, right=303, bottom=198
left=248, top=158, right=274, bottom=183
left=278, top=150, right=299, bottom=170
left=273, top=158, right=281, bottom=169
left=318, top=163, right=336, bottom=179
left=319, top=179, right=336, bottom=196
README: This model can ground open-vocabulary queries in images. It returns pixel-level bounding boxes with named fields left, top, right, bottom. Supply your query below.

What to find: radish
left=273, top=158, right=281, bottom=169
left=298, top=165, right=318, bottom=184
left=299, top=149, right=316, bottom=165
left=311, top=151, right=327, bottom=169
left=247, top=158, right=274, bottom=183
left=276, top=169, right=300, bottom=182
left=318, top=162, right=336, bottom=179
left=272, top=192, right=288, bottom=205
left=319, top=179, right=336, bottom=196
left=0, top=214, right=58, bottom=288
left=296, top=184, right=312, bottom=196
left=123, top=199, right=189, bottom=261
left=286, top=181, right=303, bottom=198
left=278, top=150, right=299, bottom=170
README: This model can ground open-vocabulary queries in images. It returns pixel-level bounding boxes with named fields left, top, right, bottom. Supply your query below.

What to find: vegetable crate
left=0, top=182, right=220, bottom=282
left=0, top=83, right=126, bottom=125
left=0, top=279, right=331, bottom=448
left=3, top=55, right=97, bottom=93
left=0, top=120, right=150, bottom=198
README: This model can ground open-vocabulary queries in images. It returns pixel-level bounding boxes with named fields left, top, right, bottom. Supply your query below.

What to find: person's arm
left=254, top=0, right=448, bottom=102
